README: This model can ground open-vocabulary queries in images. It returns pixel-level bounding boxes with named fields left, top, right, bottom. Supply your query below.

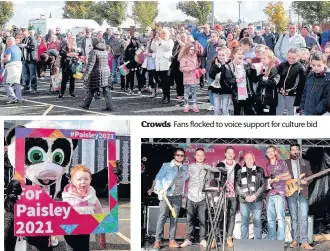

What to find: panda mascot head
left=6, top=121, right=78, bottom=198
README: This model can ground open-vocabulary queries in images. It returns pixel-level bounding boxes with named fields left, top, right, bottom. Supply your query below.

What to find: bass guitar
left=154, top=189, right=177, bottom=218
left=286, top=168, right=330, bottom=197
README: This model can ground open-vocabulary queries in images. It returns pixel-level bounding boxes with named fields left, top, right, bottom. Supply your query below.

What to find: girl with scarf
left=223, top=47, right=256, bottom=115
left=62, top=164, right=103, bottom=251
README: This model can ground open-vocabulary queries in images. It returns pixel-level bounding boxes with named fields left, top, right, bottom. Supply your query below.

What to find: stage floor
left=142, top=240, right=330, bottom=251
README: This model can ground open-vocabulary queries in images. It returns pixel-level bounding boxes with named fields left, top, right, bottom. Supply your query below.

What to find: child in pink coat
left=62, top=164, right=103, bottom=251
left=179, top=43, right=206, bottom=113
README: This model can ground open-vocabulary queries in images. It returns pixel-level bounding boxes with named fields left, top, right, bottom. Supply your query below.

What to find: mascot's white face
left=7, top=121, right=77, bottom=187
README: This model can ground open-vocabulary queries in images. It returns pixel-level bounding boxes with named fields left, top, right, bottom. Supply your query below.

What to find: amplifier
left=164, top=218, right=187, bottom=239
left=147, top=206, right=160, bottom=236
left=234, top=239, right=284, bottom=251
left=285, top=215, right=314, bottom=244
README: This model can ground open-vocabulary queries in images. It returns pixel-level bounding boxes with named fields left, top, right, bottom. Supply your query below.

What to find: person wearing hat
left=109, top=29, right=125, bottom=86
left=301, top=25, right=320, bottom=50
left=80, top=38, right=113, bottom=111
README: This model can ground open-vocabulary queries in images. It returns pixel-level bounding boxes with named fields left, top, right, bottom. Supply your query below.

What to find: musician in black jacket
left=235, top=152, right=265, bottom=239
left=285, top=144, right=313, bottom=250
left=215, top=146, right=241, bottom=248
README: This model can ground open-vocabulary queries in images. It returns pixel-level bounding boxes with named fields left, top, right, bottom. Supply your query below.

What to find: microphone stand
left=296, top=153, right=301, bottom=251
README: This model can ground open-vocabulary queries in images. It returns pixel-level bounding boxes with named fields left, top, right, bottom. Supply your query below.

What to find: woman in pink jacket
left=179, top=43, right=206, bottom=113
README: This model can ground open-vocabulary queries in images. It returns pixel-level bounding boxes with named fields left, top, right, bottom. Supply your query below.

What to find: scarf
left=234, top=63, right=248, bottom=100
left=241, top=165, right=257, bottom=193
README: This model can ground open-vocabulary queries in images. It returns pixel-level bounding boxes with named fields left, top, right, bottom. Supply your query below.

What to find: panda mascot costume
left=4, top=121, right=78, bottom=251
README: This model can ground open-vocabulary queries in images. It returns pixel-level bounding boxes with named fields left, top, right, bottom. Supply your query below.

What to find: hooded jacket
left=84, top=40, right=110, bottom=89
left=62, top=183, right=103, bottom=215
left=300, top=71, right=330, bottom=115
left=208, top=60, right=232, bottom=95
left=202, top=41, right=222, bottom=73
left=277, top=61, right=306, bottom=106
left=179, top=54, right=199, bottom=85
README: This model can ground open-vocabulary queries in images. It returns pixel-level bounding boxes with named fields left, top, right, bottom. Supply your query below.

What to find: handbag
left=194, top=67, right=203, bottom=79
left=51, top=73, right=62, bottom=92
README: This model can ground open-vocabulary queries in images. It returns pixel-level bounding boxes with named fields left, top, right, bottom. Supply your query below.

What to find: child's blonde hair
left=261, top=50, right=276, bottom=77
left=178, top=43, right=195, bottom=61
left=70, top=164, right=92, bottom=183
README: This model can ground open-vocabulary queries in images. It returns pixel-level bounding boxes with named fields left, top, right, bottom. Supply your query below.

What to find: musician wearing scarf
left=285, top=144, right=314, bottom=250
left=235, top=152, right=266, bottom=240
left=215, top=146, right=241, bottom=248
left=153, top=148, right=188, bottom=249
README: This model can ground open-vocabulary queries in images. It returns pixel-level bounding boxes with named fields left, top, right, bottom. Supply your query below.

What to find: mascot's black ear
left=5, top=125, right=26, bottom=146
left=72, top=139, right=78, bottom=150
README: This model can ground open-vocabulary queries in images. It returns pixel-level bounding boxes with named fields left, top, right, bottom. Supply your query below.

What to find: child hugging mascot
left=4, top=121, right=78, bottom=251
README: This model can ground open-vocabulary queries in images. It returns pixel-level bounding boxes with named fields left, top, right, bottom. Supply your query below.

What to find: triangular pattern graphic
left=109, top=194, right=118, bottom=211
left=92, top=223, right=106, bottom=234
left=60, top=224, right=79, bottom=235
left=49, top=129, right=65, bottom=138
left=102, top=212, right=115, bottom=225
left=108, top=160, right=117, bottom=168
left=101, top=222, right=116, bottom=232
left=110, top=185, right=118, bottom=201
left=92, top=214, right=107, bottom=223
left=14, top=171, right=24, bottom=181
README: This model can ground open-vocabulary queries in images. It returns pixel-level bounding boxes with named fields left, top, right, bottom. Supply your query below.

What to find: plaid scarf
left=241, top=165, right=256, bottom=193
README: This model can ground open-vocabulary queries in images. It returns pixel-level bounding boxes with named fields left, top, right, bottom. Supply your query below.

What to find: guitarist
left=285, top=144, right=314, bottom=250
left=181, top=148, right=211, bottom=248
left=153, top=148, right=188, bottom=249
left=265, top=145, right=291, bottom=241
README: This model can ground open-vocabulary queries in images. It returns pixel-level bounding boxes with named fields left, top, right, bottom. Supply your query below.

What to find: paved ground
left=0, top=75, right=213, bottom=116
left=26, top=200, right=130, bottom=251
left=142, top=240, right=330, bottom=251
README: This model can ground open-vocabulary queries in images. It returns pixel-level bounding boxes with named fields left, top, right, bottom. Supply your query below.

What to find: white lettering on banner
left=16, top=203, right=71, bottom=219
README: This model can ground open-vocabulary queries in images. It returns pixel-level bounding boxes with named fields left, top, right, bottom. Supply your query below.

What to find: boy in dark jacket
left=276, top=47, right=306, bottom=115
left=300, top=52, right=330, bottom=115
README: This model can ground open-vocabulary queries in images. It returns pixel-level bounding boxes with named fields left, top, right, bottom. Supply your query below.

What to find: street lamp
left=238, top=1, right=242, bottom=25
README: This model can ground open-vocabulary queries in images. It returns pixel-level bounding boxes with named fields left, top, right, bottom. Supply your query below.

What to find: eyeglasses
left=175, top=154, right=184, bottom=157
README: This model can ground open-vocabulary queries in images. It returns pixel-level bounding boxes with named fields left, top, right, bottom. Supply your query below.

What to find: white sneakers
left=51, top=236, right=59, bottom=247
left=180, top=239, right=192, bottom=248
left=207, top=105, right=214, bottom=111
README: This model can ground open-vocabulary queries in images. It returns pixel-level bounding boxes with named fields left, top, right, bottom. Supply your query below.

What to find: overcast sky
left=9, top=1, right=294, bottom=27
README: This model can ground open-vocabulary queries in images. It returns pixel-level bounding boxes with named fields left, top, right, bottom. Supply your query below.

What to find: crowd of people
left=1, top=22, right=330, bottom=114
left=151, top=144, right=314, bottom=250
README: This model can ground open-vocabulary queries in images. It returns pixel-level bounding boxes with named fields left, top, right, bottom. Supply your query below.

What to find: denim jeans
left=22, top=62, right=37, bottom=91
left=186, top=199, right=206, bottom=241
left=184, top=84, right=198, bottom=106
left=276, top=94, right=295, bottom=115
left=287, top=192, right=309, bottom=243
left=207, top=75, right=214, bottom=106
left=4, top=83, right=22, bottom=102
left=266, top=195, right=286, bottom=240
left=214, top=94, right=232, bottom=115
left=155, top=196, right=182, bottom=241
left=240, top=200, right=262, bottom=239
left=112, top=56, right=121, bottom=83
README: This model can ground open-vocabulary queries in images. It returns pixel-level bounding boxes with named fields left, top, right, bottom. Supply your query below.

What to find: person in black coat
left=124, top=37, right=143, bottom=95
left=58, top=34, right=78, bottom=99
left=80, top=38, right=113, bottom=111
left=223, top=47, right=256, bottom=115
left=253, top=50, right=280, bottom=115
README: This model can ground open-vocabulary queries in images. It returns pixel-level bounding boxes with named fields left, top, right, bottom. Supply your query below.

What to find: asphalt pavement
left=0, top=75, right=213, bottom=116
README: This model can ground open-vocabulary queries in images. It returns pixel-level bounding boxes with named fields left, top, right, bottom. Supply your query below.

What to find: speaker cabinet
left=164, top=218, right=187, bottom=239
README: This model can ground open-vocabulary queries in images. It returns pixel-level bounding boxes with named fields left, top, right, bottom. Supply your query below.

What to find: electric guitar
left=267, top=172, right=290, bottom=190
left=285, top=168, right=330, bottom=197
left=154, top=189, right=177, bottom=218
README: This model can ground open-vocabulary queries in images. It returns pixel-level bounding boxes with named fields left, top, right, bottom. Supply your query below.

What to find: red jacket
left=38, top=42, right=48, bottom=61
left=48, top=41, right=60, bottom=51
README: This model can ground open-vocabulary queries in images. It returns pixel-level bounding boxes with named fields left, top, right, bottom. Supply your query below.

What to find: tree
left=0, top=1, right=14, bottom=29
left=264, top=2, right=289, bottom=33
left=132, top=1, right=158, bottom=29
left=291, top=1, right=330, bottom=24
left=98, top=1, right=127, bottom=27
left=176, top=1, right=212, bottom=25
left=62, top=1, right=104, bottom=25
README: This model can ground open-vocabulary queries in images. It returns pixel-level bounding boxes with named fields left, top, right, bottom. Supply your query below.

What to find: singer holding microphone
left=285, top=144, right=314, bottom=250
left=153, top=148, right=188, bottom=249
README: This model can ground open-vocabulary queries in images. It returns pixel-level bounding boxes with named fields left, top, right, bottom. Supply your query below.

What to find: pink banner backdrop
left=14, top=128, right=118, bottom=236
left=177, top=143, right=290, bottom=172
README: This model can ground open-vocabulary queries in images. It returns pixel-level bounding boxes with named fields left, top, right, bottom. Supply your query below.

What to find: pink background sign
left=14, top=128, right=118, bottom=236
left=177, top=143, right=290, bottom=172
